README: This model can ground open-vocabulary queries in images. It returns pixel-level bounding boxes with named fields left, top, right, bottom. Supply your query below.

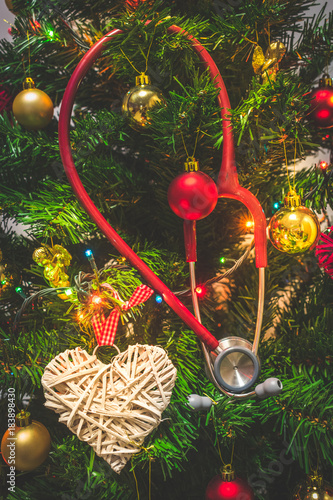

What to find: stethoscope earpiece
left=255, top=377, right=283, bottom=399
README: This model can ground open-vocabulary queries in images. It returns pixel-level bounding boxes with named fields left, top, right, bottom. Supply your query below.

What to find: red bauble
left=167, top=171, right=218, bottom=220
left=126, top=0, right=147, bottom=8
left=205, top=474, right=254, bottom=500
left=0, top=85, right=13, bottom=116
left=308, top=85, right=333, bottom=128
left=316, top=226, right=333, bottom=278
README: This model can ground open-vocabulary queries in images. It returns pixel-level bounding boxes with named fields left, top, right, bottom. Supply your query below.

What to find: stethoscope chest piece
left=212, top=337, right=260, bottom=393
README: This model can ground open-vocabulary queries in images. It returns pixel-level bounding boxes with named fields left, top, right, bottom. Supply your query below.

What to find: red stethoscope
left=58, top=25, right=282, bottom=400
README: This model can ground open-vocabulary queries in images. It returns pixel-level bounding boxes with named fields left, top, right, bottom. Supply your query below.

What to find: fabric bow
left=316, top=229, right=333, bottom=277
left=92, top=284, right=154, bottom=346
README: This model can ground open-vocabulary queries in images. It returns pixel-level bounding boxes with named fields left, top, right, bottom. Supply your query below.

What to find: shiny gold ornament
left=1, top=410, right=51, bottom=471
left=252, top=41, right=286, bottom=83
left=293, top=473, right=333, bottom=500
left=32, top=243, right=72, bottom=298
left=12, top=78, right=53, bottom=130
left=122, top=73, right=165, bottom=130
left=5, top=0, right=17, bottom=13
left=0, top=250, right=15, bottom=297
left=268, top=190, right=320, bottom=254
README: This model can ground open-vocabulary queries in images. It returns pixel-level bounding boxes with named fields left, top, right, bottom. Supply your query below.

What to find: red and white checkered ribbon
left=92, top=284, right=154, bottom=346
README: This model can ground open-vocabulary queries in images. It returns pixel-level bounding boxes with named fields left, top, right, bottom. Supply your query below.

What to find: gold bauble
left=122, top=73, right=165, bottom=130
left=293, top=474, right=333, bottom=500
left=268, top=190, right=320, bottom=254
left=12, top=78, right=53, bottom=131
left=32, top=243, right=72, bottom=299
left=1, top=410, right=51, bottom=471
left=5, top=0, right=17, bottom=13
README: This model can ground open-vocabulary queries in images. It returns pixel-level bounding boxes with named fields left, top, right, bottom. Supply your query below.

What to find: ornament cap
left=184, top=157, right=199, bottom=172
left=308, top=472, right=323, bottom=489
left=284, top=190, right=301, bottom=209
left=319, top=73, right=332, bottom=88
left=220, top=464, right=235, bottom=482
left=135, top=73, right=151, bottom=86
left=15, top=410, right=32, bottom=427
left=23, top=77, right=35, bottom=90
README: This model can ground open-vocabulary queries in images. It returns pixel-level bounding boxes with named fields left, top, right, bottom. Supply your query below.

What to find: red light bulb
left=319, top=161, right=328, bottom=170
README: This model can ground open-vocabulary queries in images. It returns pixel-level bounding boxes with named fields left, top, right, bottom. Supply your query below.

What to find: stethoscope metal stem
left=189, top=261, right=264, bottom=399
left=252, top=267, right=265, bottom=356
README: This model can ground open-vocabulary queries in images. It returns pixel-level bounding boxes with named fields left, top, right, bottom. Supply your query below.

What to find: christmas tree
left=1, top=0, right=333, bottom=498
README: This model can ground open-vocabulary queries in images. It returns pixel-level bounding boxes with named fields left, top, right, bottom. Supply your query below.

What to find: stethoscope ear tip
left=187, top=394, right=213, bottom=411
left=255, top=377, right=283, bottom=399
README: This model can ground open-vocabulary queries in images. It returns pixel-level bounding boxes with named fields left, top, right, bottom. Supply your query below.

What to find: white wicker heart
left=41, top=344, right=177, bottom=473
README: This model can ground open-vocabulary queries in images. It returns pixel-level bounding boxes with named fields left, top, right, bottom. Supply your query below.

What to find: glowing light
left=1, top=280, right=7, bottom=285
left=155, top=295, right=163, bottom=304
left=218, top=481, right=239, bottom=497
left=15, top=286, right=26, bottom=298
left=220, top=257, right=226, bottom=264
left=64, top=288, right=72, bottom=296
left=85, top=249, right=93, bottom=257
left=273, top=201, right=281, bottom=210
left=317, top=90, right=329, bottom=99
left=92, top=295, right=102, bottom=305
left=77, top=312, right=85, bottom=321
left=48, top=30, right=54, bottom=38
left=319, top=161, right=328, bottom=170
left=195, top=286, right=206, bottom=297
left=246, top=220, right=254, bottom=228
left=289, top=213, right=297, bottom=220
left=317, top=109, right=330, bottom=119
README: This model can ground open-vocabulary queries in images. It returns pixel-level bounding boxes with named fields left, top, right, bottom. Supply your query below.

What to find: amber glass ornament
left=268, top=190, right=320, bottom=254
left=12, top=77, right=53, bottom=130
left=0, top=250, right=20, bottom=298
left=1, top=410, right=51, bottom=471
left=252, top=41, right=286, bottom=83
left=293, top=473, right=333, bottom=500
left=122, top=73, right=165, bottom=130
left=32, top=243, right=72, bottom=299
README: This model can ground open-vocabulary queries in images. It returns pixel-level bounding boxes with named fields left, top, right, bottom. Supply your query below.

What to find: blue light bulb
left=155, top=295, right=163, bottom=304
left=85, top=249, right=93, bottom=257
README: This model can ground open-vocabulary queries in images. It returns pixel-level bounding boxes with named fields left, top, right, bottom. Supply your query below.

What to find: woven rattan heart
left=42, top=344, right=177, bottom=473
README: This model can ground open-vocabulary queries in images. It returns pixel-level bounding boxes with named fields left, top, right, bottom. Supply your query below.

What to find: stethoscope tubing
left=58, top=25, right=267, bottom=360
